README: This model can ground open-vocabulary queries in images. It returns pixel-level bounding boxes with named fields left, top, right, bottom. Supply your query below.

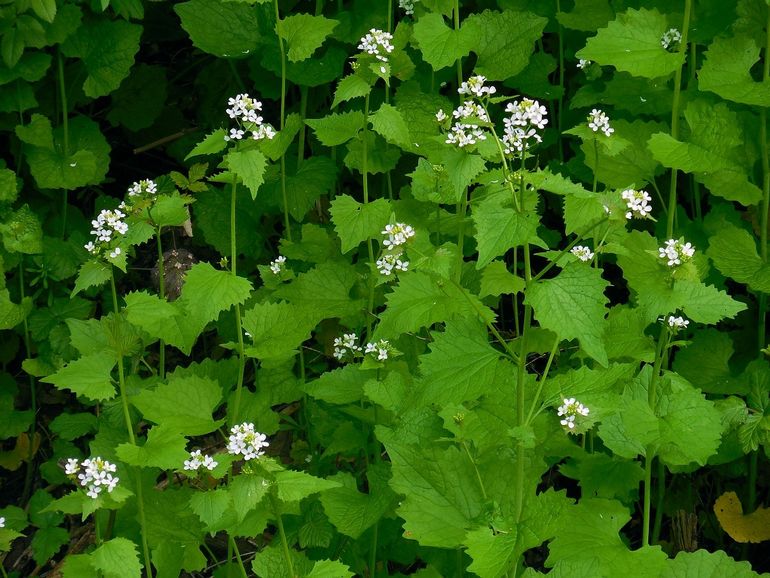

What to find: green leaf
left=699, top=35, right=770, bottom=107
left=378, top=427, right=482, bottom=548
left=175, top=0, right=261, bottom=58
left=307, top=559, right=355, bottom=578
left=151, top=193, right=190, bottom=228
left=274, top=262, right=363, bottom=321
left=375, top=272, right=496, bottom=337
left=370, top=103, right=410, bottom=148
left=662, top=549, right=762, bottom=577
left=107, top=64, right=167, bottom=131
left=480, top=261, right=525, bottom=297
left=0, top=204, right=42, bottom=254
left=61, top=555, right=98, bottom=578
left=547, top=498, right=667, bottom=575
left=526, top=264, right=609, bottom=366
left=320, top=467, right=394, bottom=539
left=576, top=8, right=685, bottom=78
left=473, top=198, right=545, bottom=269
left=180, top=262, right=253, bottom=325
left=116, top=425, right=188, bottom=469
left=303, top=365, right=373, bottom=405
left=30, top=0, right=56, bottom=23
left=278, top=14, right=338, bottom=62
left=707, top=223, right=770, bottom=293
left=31, top=526, right=68, bottom=565
left=242, top=301, right=317, bottom=362
left=226, top=149, right=267, bottom=199
left=560, top=453, right=644, bottom=503
left=61, top=20, right=141, bottom=98
left=345, top=132, right=400, bottom=175
left=465, top=9, right=548, bottom=80
left=0, top=289, right=31, bottom=330
left=185, top=129, right=227, bottom=160
left=332, top=73, right=371, bottom=109
left=189, top=488, right=232, bottom=531
left=412, top=12, right=476, bottom=71
left=49, top=412, right=98, bottom=441
left=41, top=353, right=117, bottom=402
left=72, top=260, right=112, bottom=297
left=441, top=148, right=487, bottom=201
left=416, top=318, right=506, bottom=406
left=305, top=111, right=364, bottom=147
left=91, top=538, right=142, bottom=578
left=0, top=168, right=18, bottom=203
left=275, top=470, right=341, bottom=504
left=329, top=194, right=391, bottom=253
left=123, top=291, right=201, bottom=355
left=673, top=329, right=742, bottom=395
left=132, top=374, right=222, bottom=435
left=557, top=0, right=615, bottom=31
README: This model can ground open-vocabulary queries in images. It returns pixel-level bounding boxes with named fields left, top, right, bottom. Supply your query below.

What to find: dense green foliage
left=1, top=0, right=769, bottom=576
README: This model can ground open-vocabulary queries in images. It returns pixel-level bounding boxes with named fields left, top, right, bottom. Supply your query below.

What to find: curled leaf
left=714, top=491, right=770, bottom=543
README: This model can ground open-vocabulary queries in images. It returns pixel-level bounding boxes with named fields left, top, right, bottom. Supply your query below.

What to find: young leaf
left=179, top=262, right=253, bottom=326
left=412, top=12, right=476, bottom=71
left=116, top=426, right=188, bottom=469
left=473, top=198, right=546, bottom=269
left=90, top=538, right=142, bottom=578
left=242, top=301, right=317, bottom=362
left=185, top=129, right=227, bottom=160
left=329, top=194, right=391, bottom=253
left=226, top=149, right=267, bottom=199
left=41, top=353, right=117, bottom=402
left=275, top=470, right=341, bottom=504
left=370, top=103, right=410, bottom=148
left=526, top=264, right=609, bottom=366
left=175, top=0, right=261, bottom=58
left=699, top=35, right=770, bottom=107
left=576, top=8, right=684, bottom=79
left=707, top=223, right=770, bottom=293
left=278, top=14, right=338, bottom=62
left=305, top=111, right=364, bottom=147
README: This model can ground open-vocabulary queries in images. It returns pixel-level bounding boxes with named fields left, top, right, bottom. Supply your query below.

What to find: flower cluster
left=358, top=29, right=394, bottom=62
left=661, top=28, right=682, bottom=51
left=0, top=517, right=4, bottom=528
left=621, top=189, right=652, bottom=220
left=365, top=339, right=393, bottom=361
left=382, top=223, right=415, bottom=250
left=502, top=98, right=548, bottom=155
left=444, top=101, right=491, bottom=148
left=127, top=179, right=157, bottom=198
left=269, top=255, right=287, bottom=275
left=183, top=450, right=218, bottom=472
left=227, top=423, right=269, bottom=461
left=399, top=0, right=417, bottom=15
left=65, top=457, right=119, bottom=499
left=376, top=252, right=409, bottom=277
left=667, top=315, right=690, bottom=330
left=587, top=109, right=614, bottom=137
left=84, top=209, right=128, bottom=259
left=333, top=332, right=362, bottom=360
left=458, top=75, right=497, bottom=99
left=659, top=238, right=695, bottom=267
left=571, top=245, right=594, bottom=262
left=224, top=93, right=276, bottom=142
left=577, top=59, right=591, bottom=69
left=557, top=398, right=590, bottom=432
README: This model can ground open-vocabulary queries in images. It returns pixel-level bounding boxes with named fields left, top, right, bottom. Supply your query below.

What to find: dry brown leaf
left=714, top=491, right=770, bottom=543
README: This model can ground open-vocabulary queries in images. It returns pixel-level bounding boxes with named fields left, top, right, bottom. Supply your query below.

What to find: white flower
left=399, top=0, right=417, bottom=15
left=358, top=28, right=394, bottom=62
left=333, top=333, right=362, bottom=360
left=444, top=100, right=491, bottom=148
left=502, top=99, right=548, bottom=155
left=658, top=238, right=695, bottom=267
left=183, top=449, right=218, bottom=472
left=64, top=458, right=80, bottom=475
left=458, top=75, right=497, bottom=98
left=577, top=59, right=591, bottom=69
left=376, top=253, right=409, bottom=276
left=571, top=245, right=594, bottom=262
left=661, top=28, right=682, bottom=51
left=75, top=457, right=119, bottom=499
left=225, top=93, right=275, bottom=142
left=621, top=189, right=653, bottom=219
left=365, top=339, right=392, bottom=361
left=109, top=247, right=122, bottom=259
left=557, top=398, right=590, bottom=433
left=382, top=223, right=415, bottom=249
left=127, top=179, right=157, bottom=197
left=435, top=109, right=447, bottom=122
left=86, top=209, right=128, bottom=259
left=227, top=423, right=269, bottom=460
left=666, top=315, right=690, bottom=329
left=587, top=109, right=614, bottom=137
left=0, top=517, right=4, bottom=528
left=269, top=255, right=286, bottom=275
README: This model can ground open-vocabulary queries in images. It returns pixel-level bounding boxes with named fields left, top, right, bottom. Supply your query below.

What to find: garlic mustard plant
left=227, top=423, right=269, bottom=460
left=224, top=93, right=276, bottom=141
left=659, top=238, right=695, bottom=267
left=587, top=108, right=614, bottom=137
left=357, top=29, right=394, bottom=62
left=65, top=457, right=120, bottom=499
left=557, top=398, right=590, bottom=433
left=183, top=450, right=218, bottom=472
left=269, top=255, right=287, bottom=275
left=621, top=188, right=653, bottom=219
left=661, top=28, right=682, bottom=51
left=667, top=315, right=690, bottom=330
left=571, top=245, right=595, bottom=262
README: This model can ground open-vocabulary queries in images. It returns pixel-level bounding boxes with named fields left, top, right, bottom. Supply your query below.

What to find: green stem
left=369, top=521, right=379, bottom=578
left=592, top=139, right=599, bottom=193
left=230, top=536, right=249, bottom=578
left=271, top=493, right=296, bottom=578
left=110, top=271, right=152, bottom=577
left=57, top=50, right=69, bottom=239
left=274, top=0, right=291, bottom=241
left=363, top=93, right=376, bottom=339
left=230, top=178, right=246, bottom=424
left=461, top=441, right=488, bottom=500
left=531, top=217, right=608, bottom=283
left=0, top=556, right=9, bottom=578
left=454, top=187, right=468, bottom=283
left=297, top=86, right=308, bottom=167
left=642, top=327, right=670, bottom=547
left=556, top=0, right=564, bottom=162
left=665, top=0, right=692, bottom=238
left=19, top=263, right=36, bottom=505
left=524, top=335, right=560, bottom=425
left=453, top=0, right=462, bottom=87
left=155, top=227, right=165, bottom=380
left=652, top=459, right=666, bottom=544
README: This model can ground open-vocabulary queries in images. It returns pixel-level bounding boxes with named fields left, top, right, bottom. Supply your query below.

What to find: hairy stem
left=665, top=0, right=692, bottom=238
left=155, top=227, right=165, bottom=380
left=230, top=178, right=246, bottom=425
left=363, top=93, right=376, bottom=339
left=524, top=335, right=560, bottom=424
